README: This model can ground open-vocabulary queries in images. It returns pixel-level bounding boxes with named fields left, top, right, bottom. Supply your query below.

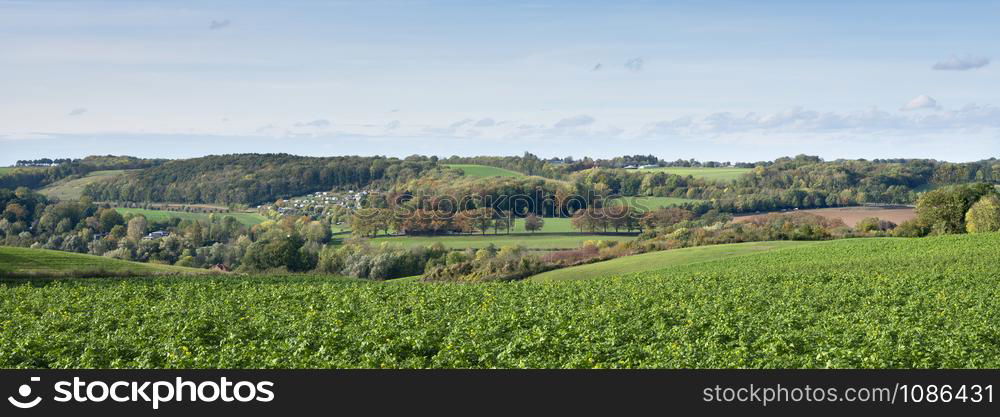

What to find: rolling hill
left=39, top=170, right=135, bottom=201
left=529, top=240, right=817, bottom=282
left=4, top=233, right=998, bottom=368
left=0, top=246, right=209, bottom=278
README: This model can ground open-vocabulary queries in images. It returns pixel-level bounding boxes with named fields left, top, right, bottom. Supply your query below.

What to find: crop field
left=639, top=167, right=751, bottom=181
left=444, top=164, right=524, bottom=178
left=529, top=240, right=817, bottom=282
left=372, top=233, right=636, bottom=250
left=115, top=208, right=268, bottom=226
left=39, top=170, right=135, bottom=201
left=0, top=247, right=206, bottom=278
left=2, top=232, right=998, bottom=368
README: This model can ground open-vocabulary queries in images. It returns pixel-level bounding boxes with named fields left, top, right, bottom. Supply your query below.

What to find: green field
left=39, top=170, right=134, bottom=201
left=0, top=246, right=206, bottom=278
left=640, top=167, right=750, bottom=181
left=372, top=233, right=635, bottom=250
left=2, top=233, right=998, bottom=368
left=444, top=164, right=524, bottom=178
left=513, top=217, right=575, bottom=233
left=115, top=208, right=267, bottom=226
left=529, top=241, right=817, bottom=282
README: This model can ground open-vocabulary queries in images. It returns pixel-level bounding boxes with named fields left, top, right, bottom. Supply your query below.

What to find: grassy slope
left=640, top=167, right=751, bottom=181
left=39, top=170, right=133, bottom=201
left=373, top=233, right=635, bottom=250
left=0, top=246, right=206, bottom=277
left=115, top=208, right=267, bottom=226
left=444, top=164, right=524, bottom=178
left=530, top=240, right=817, bottom=282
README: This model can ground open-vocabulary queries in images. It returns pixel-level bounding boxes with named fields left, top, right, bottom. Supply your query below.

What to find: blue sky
left=1, top=0, right=998, bottom=164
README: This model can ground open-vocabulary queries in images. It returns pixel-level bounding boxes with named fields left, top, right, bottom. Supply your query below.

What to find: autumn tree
left=126, top=215, right=148, bottom=242
left=524, top=214, right=544, bottom=233
left=966, top=195, right=1000, bottom=233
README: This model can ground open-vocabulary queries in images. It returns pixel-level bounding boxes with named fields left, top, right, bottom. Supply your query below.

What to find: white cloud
left=932, top=55, right=990, bottom=71
left=385, top=120, right=401, bottom=130
left=67, top=108, right=87, bottom=116
left=554, top=114, right=595, bottom=128
left=900, top=95, right=940, bottom=111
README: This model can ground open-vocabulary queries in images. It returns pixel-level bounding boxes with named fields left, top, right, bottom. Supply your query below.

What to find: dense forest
left=83, top=154, right=440, bottom=206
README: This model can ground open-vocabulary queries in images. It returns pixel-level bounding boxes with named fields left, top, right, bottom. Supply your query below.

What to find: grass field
left=639, top=167, right=750, bottom=181
left=444, top=164, right=524, bottom=178
left=115, top=208, right=267, bottom=226
left=39, top=170, right=134, bottom=201
left=529, top=241, right=817, bottom=282
left=0, top=246, right=206, bottom=278
left=3, top=233, right=998, bottom=368
left=372, top=233, right=635, bottom=250
left=513, top=217, right=575, bottom=233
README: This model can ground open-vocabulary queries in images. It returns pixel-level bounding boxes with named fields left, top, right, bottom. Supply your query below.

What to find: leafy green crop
left=2, top=233, right=998, bottom=368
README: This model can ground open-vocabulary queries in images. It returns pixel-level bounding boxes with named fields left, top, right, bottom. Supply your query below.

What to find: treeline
left=14, top=158, right=74, bottom=166
left=83, top=154, right=440, bottom=206
left=440, top=152, right=747, bottom=179
left=0, top=155, right=165, bottom=191
left=567, top=155, right=1000, bottom=213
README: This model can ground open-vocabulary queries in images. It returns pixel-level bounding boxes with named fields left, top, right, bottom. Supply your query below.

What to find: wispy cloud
left=554, top=114, right=595, bottom=128
left=932, top=55, right=990, bottom=71
left=624, top=57, right=644, bottom=72
left=644, top=104, right=1000, bottom=137
left=449, top=118, right=474, bottom=129
left=209, top=19, right=231, bottom=30
left=900, top=95, right=940, bottom=111
left=294, top=119, right=331, bottom=128
left=385, top=120, right=401, bottom=130
left=474, top=118, right=496, bottom=127
left=67, top=108, right=87, bottom=116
